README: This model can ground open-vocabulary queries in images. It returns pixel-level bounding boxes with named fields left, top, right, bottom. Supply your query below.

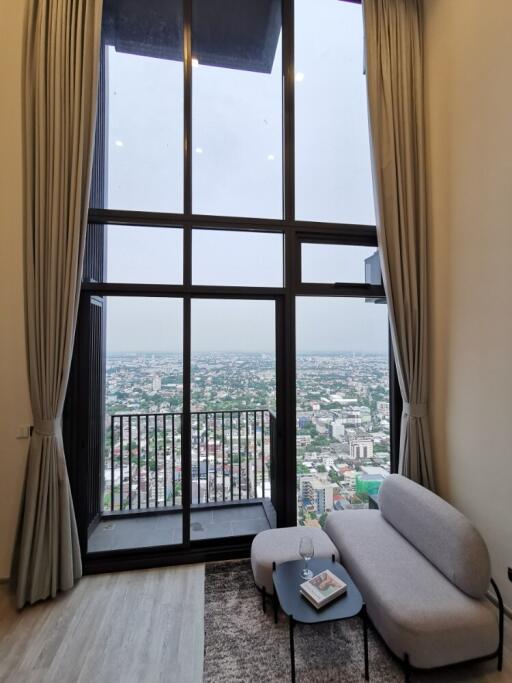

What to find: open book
left=300, top=569, right=347, bottom=609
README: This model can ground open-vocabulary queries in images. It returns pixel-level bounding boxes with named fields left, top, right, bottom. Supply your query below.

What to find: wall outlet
left=16, top=425, right=32, bottom=439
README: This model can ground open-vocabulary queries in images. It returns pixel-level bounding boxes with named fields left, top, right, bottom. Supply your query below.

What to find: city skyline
left=104, top=349, right=390, bottom=522
left=106, top=349, right=389, bottom=355
left=105, top=297, right=389, bottom=353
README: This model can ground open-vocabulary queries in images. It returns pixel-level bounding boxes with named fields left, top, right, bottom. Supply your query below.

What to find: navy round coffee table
left=272, top=556, right=369, bottom=682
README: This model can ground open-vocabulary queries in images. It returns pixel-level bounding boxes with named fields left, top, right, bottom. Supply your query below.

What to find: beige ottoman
left=251, top=526, right=340, bottom=615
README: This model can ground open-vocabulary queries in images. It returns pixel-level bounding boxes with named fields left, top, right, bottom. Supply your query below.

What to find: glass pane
left=190, top=299, right=276, bottom=540
left=88, top=296, right=184, bottom=553
left=296, top=297, right=390, bottom=527
left=192, top=229, right=283, bottom=286
left=301, top=243, right=379, bottom=284
left=106, top=225, right=183, bottom=284
left=295, top=0, right=375, bottom=225
left=92, top=0, right=183, bottom=212
left=192, top=0, right=283, bottom=218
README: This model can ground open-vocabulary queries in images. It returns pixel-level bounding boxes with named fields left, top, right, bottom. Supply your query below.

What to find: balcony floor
left=88, top=502, right=273, bottom=553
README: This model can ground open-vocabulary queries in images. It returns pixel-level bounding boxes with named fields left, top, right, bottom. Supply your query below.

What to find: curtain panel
left=14, top=0, right=103, bottom=608
left=363, top=0, right=435, bottom=488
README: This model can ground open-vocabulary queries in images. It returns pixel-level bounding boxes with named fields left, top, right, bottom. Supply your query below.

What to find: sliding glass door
left=87, top=296, right=184, bottom=553
left=189, top=298, right=277, bottom=541
left=84, top=292, right=282, bottom=555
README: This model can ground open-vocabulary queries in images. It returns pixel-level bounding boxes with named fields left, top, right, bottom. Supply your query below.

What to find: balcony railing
left=105, top=409, right=275, bottom=512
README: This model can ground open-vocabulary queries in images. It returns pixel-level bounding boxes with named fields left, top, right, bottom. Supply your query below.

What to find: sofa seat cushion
left=251, top=527, right=340, bottom=595
left=325, top=510, right=498, bottom=669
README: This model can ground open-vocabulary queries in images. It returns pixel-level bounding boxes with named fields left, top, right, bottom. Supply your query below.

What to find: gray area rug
left=203, top=560, right=406, bottom=683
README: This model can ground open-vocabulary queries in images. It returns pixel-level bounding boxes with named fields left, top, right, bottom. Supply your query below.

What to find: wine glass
left=299, top=536, right=314, bottom=579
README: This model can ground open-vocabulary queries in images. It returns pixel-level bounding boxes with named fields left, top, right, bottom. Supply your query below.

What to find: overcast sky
left=103, top=0, right=388, bottom=354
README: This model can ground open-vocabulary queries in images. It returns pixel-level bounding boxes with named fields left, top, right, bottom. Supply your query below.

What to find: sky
left=101, top=0, right=387, bottom=354
left=106, top=296, right=388, bottom=354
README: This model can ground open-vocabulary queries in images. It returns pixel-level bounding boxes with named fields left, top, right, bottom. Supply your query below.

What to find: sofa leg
left=490, top=578, right=504, bottom=672
left=362, top=605, right=369, bottom=681
left=403, top=653, right=411, bottom=683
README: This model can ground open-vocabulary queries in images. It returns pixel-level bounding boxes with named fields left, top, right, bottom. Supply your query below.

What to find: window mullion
left=283, top=0, right=295, bottom=223
left=183, top=0, right=193, bottom=218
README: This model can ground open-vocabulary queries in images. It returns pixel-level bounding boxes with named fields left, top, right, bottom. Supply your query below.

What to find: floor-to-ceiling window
left=296, top=296, right=390, bottom=526
left=67, top=0, right=396, bottom=569
left=293, top=0, right=392, bottom=526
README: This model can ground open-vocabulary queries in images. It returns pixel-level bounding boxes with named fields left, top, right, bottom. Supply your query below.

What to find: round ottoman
left=251, top=526, right=340, bottom=597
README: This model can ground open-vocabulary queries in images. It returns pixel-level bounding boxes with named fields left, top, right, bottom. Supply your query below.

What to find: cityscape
left=296, top=353, right=390, bottom=526
left=105, top=351, right=390, bottom=525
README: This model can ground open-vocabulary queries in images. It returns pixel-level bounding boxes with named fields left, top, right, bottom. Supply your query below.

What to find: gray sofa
left=325, top=474, right=504, bottom=678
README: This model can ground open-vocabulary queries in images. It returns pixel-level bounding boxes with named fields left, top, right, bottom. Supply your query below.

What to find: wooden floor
left=0, top=565, right=205, bottom=683
left=0, top=564, right=509, bottom=683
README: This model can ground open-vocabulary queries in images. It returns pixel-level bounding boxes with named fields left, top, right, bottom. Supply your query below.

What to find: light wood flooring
left=0, top=564, right=510, bottom=683
left=0, top=565, right=204, bottom=683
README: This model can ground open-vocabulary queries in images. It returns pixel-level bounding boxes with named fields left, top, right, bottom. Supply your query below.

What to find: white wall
left=424, top=0, right=512, bottom=610
left=0, top=0, right=31, bottom=579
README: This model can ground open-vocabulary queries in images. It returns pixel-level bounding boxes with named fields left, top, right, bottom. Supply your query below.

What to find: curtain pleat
left=363, top=0, right=435, bottom=488
left=13, top=0, right=103, bottom=608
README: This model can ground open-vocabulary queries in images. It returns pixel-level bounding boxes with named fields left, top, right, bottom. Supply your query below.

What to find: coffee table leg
left=362, top=604, right=369, bottom=680
left=272, top=562, right=278, bottom=624
left=289, top=615, right=296, bottom=683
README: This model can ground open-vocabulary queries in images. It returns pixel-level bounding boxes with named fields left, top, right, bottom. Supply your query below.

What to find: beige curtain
left=363, top=0, right=434, bottom=488
left=14, top=0, right=103, bottom=608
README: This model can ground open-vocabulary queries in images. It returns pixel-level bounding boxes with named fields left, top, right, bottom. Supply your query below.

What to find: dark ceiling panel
left=193, top=0, right=281, bottom=74
left=102, top=0, right=281, bottom=74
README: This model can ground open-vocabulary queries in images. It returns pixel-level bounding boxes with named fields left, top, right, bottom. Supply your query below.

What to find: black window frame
left=72, top=0, right=400, bottom=568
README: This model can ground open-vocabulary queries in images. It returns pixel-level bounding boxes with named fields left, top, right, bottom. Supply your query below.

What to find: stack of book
left=300, top=569, right=347, bottom=609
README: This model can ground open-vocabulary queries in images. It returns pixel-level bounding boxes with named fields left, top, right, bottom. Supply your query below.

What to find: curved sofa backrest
left=379, top=474, right=491, bottom=598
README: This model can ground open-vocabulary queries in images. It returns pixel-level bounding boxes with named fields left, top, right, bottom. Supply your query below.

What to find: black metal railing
left=105, top=409, right=275, bottom=512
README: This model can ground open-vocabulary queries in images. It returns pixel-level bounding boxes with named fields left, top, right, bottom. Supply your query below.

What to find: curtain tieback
left=33, top=418, right=61, bottom=437
left=403, top=402, right=428, bottom=419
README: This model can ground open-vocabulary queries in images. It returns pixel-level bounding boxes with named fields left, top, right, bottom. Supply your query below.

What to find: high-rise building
left=330, top=419, right=345, bottom=441
left=300, top=476, right=338, bottom=514
left=350, top=437, right=374, bottom=460
left=342, top=409, right=362, bottom=426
